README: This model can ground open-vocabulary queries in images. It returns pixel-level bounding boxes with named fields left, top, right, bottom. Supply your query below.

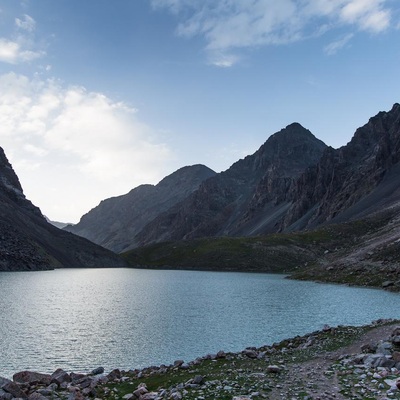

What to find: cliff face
left=65, top=165, right=216, bottom=252
left=0, top=147, right=126, bottom=271
left=283, top=103, right=400, bottom=230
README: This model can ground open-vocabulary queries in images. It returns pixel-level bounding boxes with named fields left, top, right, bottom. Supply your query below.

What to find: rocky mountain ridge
left=67, top=103, right=400, bottom=253
left=69, top=123, right=327, bottom=251
left=0, top=147, right=126, bottom=271
left=135, top=104, right=400, bottom=247
left=282, top=103, right=400, bottom=230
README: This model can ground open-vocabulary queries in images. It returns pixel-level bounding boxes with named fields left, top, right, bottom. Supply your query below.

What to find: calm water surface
left=1, top=268, right=400, bottom=378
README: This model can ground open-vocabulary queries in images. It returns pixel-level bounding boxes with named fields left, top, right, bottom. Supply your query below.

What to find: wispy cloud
left=0, top=14, right=44, bottom=64
left=152, top=0, right=396, bottom=66
left=324, top=33, right=354, bottom=55
left=15, top=14, right=36, bottom=32
left=0, top=73, right=173, bottom=221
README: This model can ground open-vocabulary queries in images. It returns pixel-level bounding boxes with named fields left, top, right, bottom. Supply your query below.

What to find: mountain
left=282, top=103, right=400, bottom=230
left=45, top=217, right=73, bottom=229
left=135, top=104, right=400, bottom=246
left=135, top=123, right=327, bottom=246
left=65, top=164, right=216, bottom=252
left=64, top=103, right=400, bottom=253
left=0, top=147, right=126, bottom=271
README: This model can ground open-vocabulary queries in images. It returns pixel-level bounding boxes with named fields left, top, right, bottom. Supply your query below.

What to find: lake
left=1, top=268, right=399, bottom=378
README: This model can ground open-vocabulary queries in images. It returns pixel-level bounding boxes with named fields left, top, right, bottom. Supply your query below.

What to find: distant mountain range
left=0, top=148, right=126, bottom=271
left=65, top=103, right=400, bottom=253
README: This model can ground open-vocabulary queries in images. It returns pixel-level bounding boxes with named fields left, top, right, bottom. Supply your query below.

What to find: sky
left=0, top=0, right=399, bottom=223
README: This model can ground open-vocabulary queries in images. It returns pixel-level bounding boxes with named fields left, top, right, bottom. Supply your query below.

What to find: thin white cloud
left=152, top=0, right=396, bottom=66
left=15, top=14, right=36, bottom=32
left=339, top=0, right=391, bottom=32
left=324, top=33, right=354, bottom=55
left=0, top=73, right=173, bottom=222
left=0, top=14, right=44, bottom=64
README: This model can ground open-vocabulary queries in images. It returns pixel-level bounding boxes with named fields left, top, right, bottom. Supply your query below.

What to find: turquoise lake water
left=1, top=268, right=399, bottom=378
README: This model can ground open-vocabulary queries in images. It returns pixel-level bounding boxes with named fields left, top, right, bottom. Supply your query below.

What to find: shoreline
left=2, top=319, right=400, bottom=399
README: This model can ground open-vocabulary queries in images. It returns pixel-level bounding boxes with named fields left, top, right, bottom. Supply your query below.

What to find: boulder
left=266, top=365, right=282, bottom=373
left=51, top=368, right=71, bottom=385
left=140, top=393, right=159, bottom=400
left=70, top=372, right=86, bottom=383
left=0, top=378, right=11, bottom=388
left=0, top=389, right=13, bottom=400
left=242, top=349, right=258, bottom=359
left=2, top=381, right=27, bottom=398
left=192, top=375, right=204, bottom=385
left=91, top=367, right=104, bottom=376
left=173, top=360, right=184, bottom=367
left=376, top=341, right=392, bottom=355
left=216, top=350, right=226, bottom=358
left=392, top=335, right=400, bottom=346
left=107, top=369, right=121, bottom=381
left=13, top=371, right=52, bottom=385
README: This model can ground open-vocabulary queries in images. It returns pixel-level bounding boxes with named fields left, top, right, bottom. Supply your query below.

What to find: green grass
left=96, top=321, right=399, bottom=400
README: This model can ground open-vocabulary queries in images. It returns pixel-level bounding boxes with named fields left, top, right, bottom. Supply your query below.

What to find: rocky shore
left=2, top=320, right=400, bottom=400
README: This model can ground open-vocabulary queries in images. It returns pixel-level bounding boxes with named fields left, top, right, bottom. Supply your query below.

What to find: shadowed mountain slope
left=65, top=165, right=216, bottom=252
left=0, top=147, right=126, bottom=271
left=135, top=123, right=327, bottom=246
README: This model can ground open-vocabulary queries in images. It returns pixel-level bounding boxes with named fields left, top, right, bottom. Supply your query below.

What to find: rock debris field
left=1, top=320, right=400, bottom=400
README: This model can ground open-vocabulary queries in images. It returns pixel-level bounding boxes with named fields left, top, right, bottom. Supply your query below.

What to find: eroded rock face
left=283, top=103, right=400, bottom=230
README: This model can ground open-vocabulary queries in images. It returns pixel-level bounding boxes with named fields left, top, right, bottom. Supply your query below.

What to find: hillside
left=123, top=206, right=400, bottom=291
left=0, top=147, right=126, bottom=271
left=65, top=165, right=216, bottom=252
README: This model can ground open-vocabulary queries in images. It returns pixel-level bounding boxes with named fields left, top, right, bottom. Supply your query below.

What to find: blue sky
left=0, top=0, right=399, bottom=222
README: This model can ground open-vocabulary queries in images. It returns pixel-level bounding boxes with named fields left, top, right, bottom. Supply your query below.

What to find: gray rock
left=70, top=372, right=86, bottom=383
left=106, top=369, right=121, bottom=381
left=2, top=381, right=27, bottom=398
left=192, top=375, right=204, bottom=385
left=13, top=371, right=52, bottom=385
left=141, top=393, right=159, bottom=400
left=392, top=335, right=400, bottom=346
left=134, top=386, right=148, bottom=397
left=51, top=368, right=71, bottom=385
left=91, top=367, right=104, bottom=376
left=216, top=350, right=226, bottom=358
left=376, top=341, right=393, bottom=355
left=0, top=378, right=11, bottom=388
left=363, top=354, right=384, bottom=368
left=266, top=365, right=282, bottom=373
left=170, top=392, right=182, bottom=400
left=243, top=349, right=258, bottom=359
left=28, top=392, right=49, bottom=400
left=75, top=376, right=93, bottom=389
left=173, top=360, right=184, bottom=367
left=0, top=389, right=13, bottom=400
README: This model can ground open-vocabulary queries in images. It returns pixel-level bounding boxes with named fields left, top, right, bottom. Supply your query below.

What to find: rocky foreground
left=2, top=320, right=400, bottom=400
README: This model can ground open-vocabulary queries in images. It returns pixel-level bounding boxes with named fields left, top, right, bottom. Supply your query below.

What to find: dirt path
left=268, top=322, right=400, bottom=399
